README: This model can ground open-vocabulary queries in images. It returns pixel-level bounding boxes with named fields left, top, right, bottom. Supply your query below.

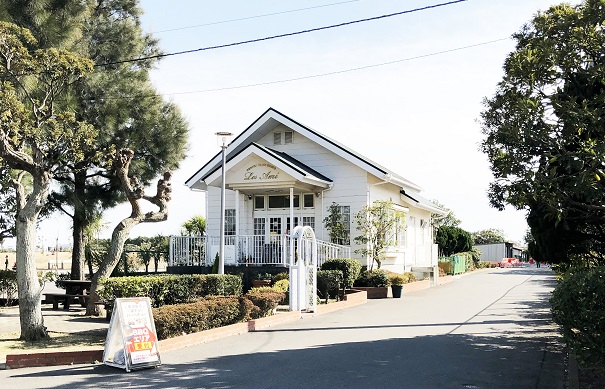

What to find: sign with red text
left=103, top=297, right=161, bottom=372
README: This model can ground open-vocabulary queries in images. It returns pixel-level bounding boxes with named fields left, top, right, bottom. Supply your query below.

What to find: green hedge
left=152, top=289, right=290, bottom=340
left=98, top=274, right=242, bottom=308
left=317, top=270, right=343, bottom=302
left=550, top=266, right=605, bottom=367
left=355, top=269, right=389, bottom=287
left=153, top=296, right=251, bottom=340
left=321, top=258, right=361, bottom=289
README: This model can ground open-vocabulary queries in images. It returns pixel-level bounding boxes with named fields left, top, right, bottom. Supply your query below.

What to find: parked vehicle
left=500, top=258, right=521, bottom=268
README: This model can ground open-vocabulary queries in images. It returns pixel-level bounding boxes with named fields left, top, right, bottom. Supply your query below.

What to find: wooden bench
left=43, top=293, right=89, bottom=310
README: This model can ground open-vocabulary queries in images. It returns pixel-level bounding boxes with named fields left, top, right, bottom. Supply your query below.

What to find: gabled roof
left=401, top=189, right=447, bottom=215
left=200, top=143, right=332, bottom=190
left=186, top=108, right=422, bottom=191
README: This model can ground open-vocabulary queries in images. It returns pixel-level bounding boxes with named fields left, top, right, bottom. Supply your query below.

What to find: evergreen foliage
left=435, top=226, right=472, bottom=257
left=480, top=0, right=605, bottom=265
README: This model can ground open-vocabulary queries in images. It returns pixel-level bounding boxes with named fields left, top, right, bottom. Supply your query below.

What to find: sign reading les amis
left=244, top=163, right=280, bottom=181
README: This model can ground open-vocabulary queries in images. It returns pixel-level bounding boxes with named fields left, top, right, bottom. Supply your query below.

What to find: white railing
left=315, top=239, right=351, bottom=268
left=169, top=235, right=350, bottom=267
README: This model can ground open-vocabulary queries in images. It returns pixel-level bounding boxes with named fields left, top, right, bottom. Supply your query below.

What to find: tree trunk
left=16, top=216, right=47, bottom=340
left=71, top=219, right=85, bottom=280
left=71, top=170, right=87, bottom=280
left=15, top=172, right=51, bottom=341
left=85, top=150, right=172, bottom=316
left=86, top=218, right=137, bottom=316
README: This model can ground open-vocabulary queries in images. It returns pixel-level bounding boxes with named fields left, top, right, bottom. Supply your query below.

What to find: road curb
left=3, top=291, right=368, bottom=369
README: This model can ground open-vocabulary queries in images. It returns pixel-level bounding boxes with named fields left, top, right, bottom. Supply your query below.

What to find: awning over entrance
left=192, top=143, right=332, bottom=194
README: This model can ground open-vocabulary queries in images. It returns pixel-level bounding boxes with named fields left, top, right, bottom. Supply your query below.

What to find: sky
left=32, top=0, right=581, bottom=248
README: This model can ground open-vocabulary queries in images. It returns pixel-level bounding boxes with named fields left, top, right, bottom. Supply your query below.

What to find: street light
left=216, top=131, right=233, bottom=274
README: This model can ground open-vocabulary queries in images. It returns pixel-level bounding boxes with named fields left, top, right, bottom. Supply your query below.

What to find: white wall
left=205, top=122, right=436, bottom=271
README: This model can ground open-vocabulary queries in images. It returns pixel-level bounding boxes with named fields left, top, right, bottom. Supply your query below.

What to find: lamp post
left=216, top=131, right=233, bottom=274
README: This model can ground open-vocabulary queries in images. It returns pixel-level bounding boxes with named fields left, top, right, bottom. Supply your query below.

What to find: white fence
left=169, top=235, right=351, bottom=268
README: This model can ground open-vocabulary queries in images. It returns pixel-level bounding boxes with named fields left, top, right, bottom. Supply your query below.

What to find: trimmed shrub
left=245, top=289, right=285, bottom=319
left=273, top=279, right=289, bottom=293
left=438, top=261, right=452, bottom=275
left=162, top=275, right=205, bottom=305
left=98, top=274, right=242, bottom=308
left=317, top=270, right=343, bottom=302
left=0, top=270, right=17, bottom=306
left=403, top=272, right=417, bottom=283
left=203, top=274, right=243, bottom=296
left=389, top=274, right=406, bottom=286
left=321, top=258, right=362, bottom=289
left=476, top=261, right=495, bottom=269
left=355, top=269, right=389, bottom=287
left=153, top=296, right=251, bottom=340
left=550, top=266, right=605, bottom=367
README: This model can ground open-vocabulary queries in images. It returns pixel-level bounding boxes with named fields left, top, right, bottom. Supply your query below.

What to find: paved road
left=0, top=266, right=564, bottom=389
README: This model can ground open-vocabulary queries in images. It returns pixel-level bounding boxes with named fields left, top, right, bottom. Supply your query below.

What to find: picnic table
left=44, top=280, right=92, bottom=310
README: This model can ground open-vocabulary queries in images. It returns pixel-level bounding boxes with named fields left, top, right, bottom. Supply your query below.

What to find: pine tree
left=3, top=1, right=189, bottom=280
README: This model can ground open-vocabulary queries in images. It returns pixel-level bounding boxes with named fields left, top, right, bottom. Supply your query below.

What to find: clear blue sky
left=35, top=0, right=580, bottom=246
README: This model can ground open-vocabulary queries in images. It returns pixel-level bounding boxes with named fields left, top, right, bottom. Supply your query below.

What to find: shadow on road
left=9, top=331, right=561, bottom=389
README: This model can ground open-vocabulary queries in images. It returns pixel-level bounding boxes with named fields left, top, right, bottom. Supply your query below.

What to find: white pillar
left=235, top=190, right=240, bottom=236
left=289, top=187, right=294, bottom=232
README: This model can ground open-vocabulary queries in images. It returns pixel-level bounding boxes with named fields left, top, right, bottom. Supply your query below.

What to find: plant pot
left=252, top=280, right=272, bottom=288
left=391, top=285, right=403, bottom=298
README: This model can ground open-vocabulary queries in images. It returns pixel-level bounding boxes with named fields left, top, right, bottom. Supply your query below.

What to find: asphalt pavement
left=0, top=266, right=564, bottom=389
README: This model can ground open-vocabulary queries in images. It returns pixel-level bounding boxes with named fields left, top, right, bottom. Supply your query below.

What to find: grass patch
left=0, top=329, right=106, bottom=361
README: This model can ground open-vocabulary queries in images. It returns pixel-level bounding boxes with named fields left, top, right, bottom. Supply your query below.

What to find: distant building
left=474, top=242, right=527, bottom=262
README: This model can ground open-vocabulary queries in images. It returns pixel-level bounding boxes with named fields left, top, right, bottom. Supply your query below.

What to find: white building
left=474, top=242, right=527, bottom=263
left=180, top=108, right=445, bottom=272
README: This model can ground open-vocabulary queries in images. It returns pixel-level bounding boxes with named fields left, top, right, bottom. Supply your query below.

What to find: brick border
left=4, top=291, right=368, bottom=370
left=5, top=350, right=103, bottom=369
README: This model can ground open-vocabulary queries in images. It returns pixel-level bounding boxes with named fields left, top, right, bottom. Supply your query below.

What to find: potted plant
left=252, top=272, right=272, bottom=288
left=389, top=274, right=407, bottom=298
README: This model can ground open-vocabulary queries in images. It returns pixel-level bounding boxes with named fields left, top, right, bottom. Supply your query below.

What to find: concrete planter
left=252, top=280, right=271, bottom=288
left=351, top=286, right=389, bottom=299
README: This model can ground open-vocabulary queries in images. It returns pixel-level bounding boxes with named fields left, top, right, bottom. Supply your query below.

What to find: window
left=224, top=209, right=236, bottom=236
left=284, top=131, right=293, bottom=144
left=393, top=216, right=406, bottom=247
left=269, top=217, right=281, bottom=235
left=336, top=205, right=350, bottom=245
left=302, top=216, right=315, bottom=230
left=254, top=195, right=265, bottom=210
left=254, top=218, right=265, bottom=235
left=382, top=209, right=406, bottom=248
left=286, top=217, right=299, bottom=233
left=268, top=195, right=299, bottom=209
left=303, top=193, right=314, bottom=208
left=273, top=132, right=282, bottom=145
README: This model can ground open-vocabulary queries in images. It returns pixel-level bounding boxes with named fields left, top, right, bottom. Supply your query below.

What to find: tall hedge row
left=98, top=274, right=242, bottom=307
